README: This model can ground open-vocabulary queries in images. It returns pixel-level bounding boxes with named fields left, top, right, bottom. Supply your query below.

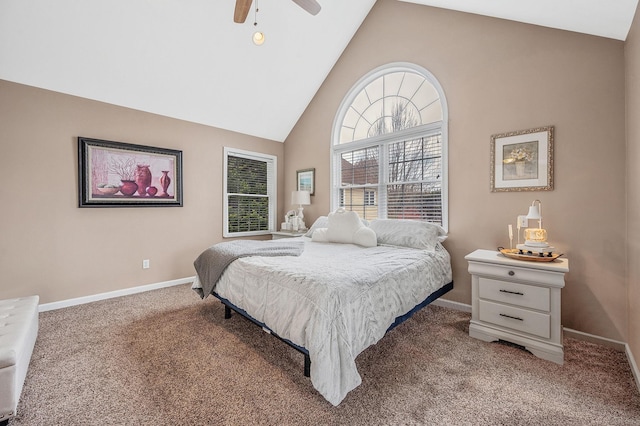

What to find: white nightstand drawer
left=468, top=261, right=566, bottom=288
left=478, top=300, right=551, bottom=339
left=478, top=277, right=550, bottom=311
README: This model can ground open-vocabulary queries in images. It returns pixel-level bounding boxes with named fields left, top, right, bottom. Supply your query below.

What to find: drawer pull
left=499, top=313, right=524, bottom=321
left=508, top=270, right=515, bottom=276
left=499, top=289, right=524, bottom=296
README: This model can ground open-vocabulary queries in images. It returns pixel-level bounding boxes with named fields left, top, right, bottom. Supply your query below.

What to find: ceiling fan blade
left=234, top=0, right=253, bottom=23
left=291, top=0, right=321, bottom=16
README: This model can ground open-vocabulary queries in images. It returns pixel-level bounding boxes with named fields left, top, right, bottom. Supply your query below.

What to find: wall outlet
left=142, top=259, right=150, bottom=269
left=517, top=215, right=528, bottom=228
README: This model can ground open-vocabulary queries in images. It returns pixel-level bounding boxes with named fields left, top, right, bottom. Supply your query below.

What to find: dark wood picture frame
left=78, top=136, right=183, bottom=207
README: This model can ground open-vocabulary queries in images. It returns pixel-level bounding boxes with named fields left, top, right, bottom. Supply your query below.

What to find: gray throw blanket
left=193, top=239, right=305, bottom=299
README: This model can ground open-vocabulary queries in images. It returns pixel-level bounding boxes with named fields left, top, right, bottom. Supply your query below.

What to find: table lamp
left=516, top=199, right=556, bottom=256
left=291, top=190, right=311, bottom=229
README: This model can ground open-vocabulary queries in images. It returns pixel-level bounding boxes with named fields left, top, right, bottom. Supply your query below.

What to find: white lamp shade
left=526, top=205, right=541, bottom=220
left=291, top=190, right=311, bottom=206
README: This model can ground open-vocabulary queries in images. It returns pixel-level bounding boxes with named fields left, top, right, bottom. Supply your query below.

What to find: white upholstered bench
left=0, top=296, right=39, bottom=425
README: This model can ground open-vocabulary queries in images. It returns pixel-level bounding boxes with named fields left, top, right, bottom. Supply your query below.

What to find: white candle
left=508, top=224, right=513, bottom=240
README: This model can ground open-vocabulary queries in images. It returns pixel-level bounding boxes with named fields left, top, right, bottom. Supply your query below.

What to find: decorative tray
left=498, top=247, right=563, bottom=262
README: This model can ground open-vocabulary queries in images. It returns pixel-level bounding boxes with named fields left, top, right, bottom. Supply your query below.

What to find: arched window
left=331, top=63, right=448, bottom=229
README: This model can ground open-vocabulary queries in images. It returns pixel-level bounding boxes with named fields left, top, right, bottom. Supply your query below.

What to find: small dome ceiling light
left=253, top=31, right=265, bottom=45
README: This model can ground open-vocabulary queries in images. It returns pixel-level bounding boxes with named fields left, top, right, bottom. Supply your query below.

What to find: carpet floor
left=9, top=284, right=640, bottom=425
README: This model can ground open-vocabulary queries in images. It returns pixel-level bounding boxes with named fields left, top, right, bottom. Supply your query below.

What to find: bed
left=193, top=216, right=453, bottom=406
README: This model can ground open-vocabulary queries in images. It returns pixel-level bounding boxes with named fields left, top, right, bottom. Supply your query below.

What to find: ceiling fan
left=234, top=0, right=321, bottom=23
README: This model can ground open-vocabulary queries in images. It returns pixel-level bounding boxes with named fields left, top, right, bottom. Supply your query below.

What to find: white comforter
left=194, top=237, right=452, bottom=405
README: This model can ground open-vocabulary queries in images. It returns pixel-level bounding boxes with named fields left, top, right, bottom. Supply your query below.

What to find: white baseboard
left=38, top=276, right=195, bottom=312
left=562, top=327, right=627, bottom=351
left=432, top=298, right=472, bottom=313
left=557, top=328, right=640, bottom=394
left=626, top=344, right=640, bottom=394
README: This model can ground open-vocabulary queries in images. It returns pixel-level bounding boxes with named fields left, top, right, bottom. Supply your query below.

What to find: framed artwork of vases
left=78, top=137, right=183, bottom=207
left=490, top=126, right=554, bottom=192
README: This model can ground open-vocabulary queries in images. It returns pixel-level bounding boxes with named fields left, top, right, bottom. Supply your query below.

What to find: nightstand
left=465, top=249, right=569, bottom=364
left=271, top=231, right=306, bottom=240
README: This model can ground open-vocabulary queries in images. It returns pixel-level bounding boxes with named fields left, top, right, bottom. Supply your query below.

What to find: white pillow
left=327, top=209, right=363, bottom=243
left=353, top=227, right=377, bottom=248
left=311, top=227, right=329, bottom=242
left=305, top=215, right=370, bottom=238
left=304, top=216, right=328, bottom=238
left=369, top=219, right=445, bottom=251
left=312, top=209, right=376, bottom=248
left=313, top=225, right=377, bottom=247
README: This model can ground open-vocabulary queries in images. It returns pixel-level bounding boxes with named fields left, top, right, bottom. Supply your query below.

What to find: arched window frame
left=330, top=62, right=449, bottom=231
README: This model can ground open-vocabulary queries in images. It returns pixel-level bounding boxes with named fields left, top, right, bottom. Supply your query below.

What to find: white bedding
left=193, top=236, right=452, bottom=406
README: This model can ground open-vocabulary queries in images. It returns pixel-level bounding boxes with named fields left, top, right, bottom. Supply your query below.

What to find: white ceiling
left=0, top=0, right=377, bottom=142
left=400, top=0, right=639, bottom=41
left=0, top=1, right=637, bottom=142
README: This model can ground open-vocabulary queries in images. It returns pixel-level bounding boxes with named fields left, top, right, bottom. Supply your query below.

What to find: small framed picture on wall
left=296, top=168, right=315, bottom=196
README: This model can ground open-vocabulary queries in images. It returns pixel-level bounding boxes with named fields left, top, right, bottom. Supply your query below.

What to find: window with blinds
left=223, top=148, right=277, bottom=237
left=331, top=63, right=448, bottom=229
left=334, top=129, right=443, bottom=223
left=387, top=133, right=442, bottom=223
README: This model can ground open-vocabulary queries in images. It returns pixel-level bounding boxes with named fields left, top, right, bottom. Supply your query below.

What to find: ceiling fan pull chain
left=253, top=0, right=259, bottom=26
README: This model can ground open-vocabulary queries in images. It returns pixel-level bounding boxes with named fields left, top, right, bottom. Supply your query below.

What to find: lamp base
left=296, top=206, right=306, bottom=230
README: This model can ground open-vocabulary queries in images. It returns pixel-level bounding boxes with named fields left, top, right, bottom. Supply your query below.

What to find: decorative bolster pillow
left=327, top=209, right=363, bottom=243
left=305, top=215, right=371, bottom=238
left=310, top=209, right=377, bottom=248
left=311, top=227, right=329, bottom=242
left=352, top=227, right=377, bottom=248
left=312, top=224, right=376, bottom=247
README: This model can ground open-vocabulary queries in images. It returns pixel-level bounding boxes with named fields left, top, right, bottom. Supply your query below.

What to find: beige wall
left=285, top=0, right=628, bottom=341
left=625, top=3, right=640, bottom=375
left=0, top=80, right=283, bottom=304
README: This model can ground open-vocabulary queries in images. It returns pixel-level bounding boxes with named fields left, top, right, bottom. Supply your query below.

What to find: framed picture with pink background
left=78, top=136, right=183, bottom=207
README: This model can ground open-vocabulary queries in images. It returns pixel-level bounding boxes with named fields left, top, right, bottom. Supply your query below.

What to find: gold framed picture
left=490, top=126, right=554, bottom=192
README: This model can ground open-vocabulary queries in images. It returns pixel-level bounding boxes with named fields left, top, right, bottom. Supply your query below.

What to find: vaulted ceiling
left=1, top=0, right=637, bottom=142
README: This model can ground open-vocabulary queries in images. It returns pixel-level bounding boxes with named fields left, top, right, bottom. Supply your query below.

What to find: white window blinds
left=224, top=148, right=276, bottom=237
left=334, top=129, right=443, bottom=224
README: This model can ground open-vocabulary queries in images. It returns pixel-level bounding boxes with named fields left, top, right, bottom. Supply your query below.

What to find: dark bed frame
left=212, top=280, right=453, bottom=377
